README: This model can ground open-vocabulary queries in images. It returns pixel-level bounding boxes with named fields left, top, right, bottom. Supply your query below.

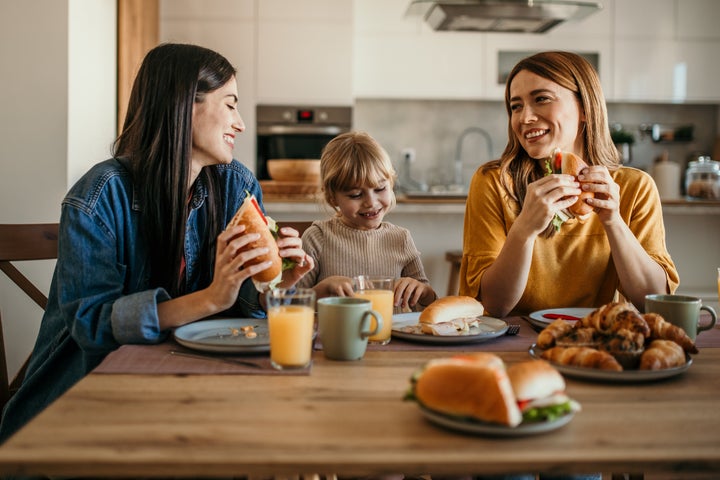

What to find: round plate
left=419, top=405, right=575, bottom=437
left=528, top=344, right=693, bottom=383
left=174, top=318, right=270, bottom=354
left=527, top=308, right=595, bottom=330
left=391, top=312, right=508, bottom=344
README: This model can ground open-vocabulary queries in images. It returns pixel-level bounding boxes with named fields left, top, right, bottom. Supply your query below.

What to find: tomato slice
left=250, top=196, right=268, bottom=225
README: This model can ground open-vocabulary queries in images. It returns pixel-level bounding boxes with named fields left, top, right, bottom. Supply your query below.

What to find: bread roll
left=419, top=296, right=484, bottom=325
left=414, top=353, right=522, bottom=427
left=507, top=360, right=565, bottom=402
left=227, top=194, right=282, bottom=283
left=559, top=151, right=594, bottom=216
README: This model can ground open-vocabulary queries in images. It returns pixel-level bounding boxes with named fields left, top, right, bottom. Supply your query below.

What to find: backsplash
left=354, top=99, right=719, bottom=192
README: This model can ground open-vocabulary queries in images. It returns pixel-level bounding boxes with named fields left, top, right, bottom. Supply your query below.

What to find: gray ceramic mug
left=317, top=297, right=382, bottom=361
left=645, top=294, right=717, bottom=340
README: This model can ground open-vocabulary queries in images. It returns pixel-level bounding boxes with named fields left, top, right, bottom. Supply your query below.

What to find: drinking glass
left=266, top=288, right=316, bottom=370
left=353, top=275, right=394, bottom=345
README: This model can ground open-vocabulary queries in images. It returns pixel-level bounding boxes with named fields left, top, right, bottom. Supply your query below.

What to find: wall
left=0, top=0, right=117, bottom=379
left=354, top=99, right=719, bottom=191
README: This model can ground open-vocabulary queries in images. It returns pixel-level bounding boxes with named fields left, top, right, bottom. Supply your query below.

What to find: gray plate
left=419, top=406, right=575, bottom=437
left=529, top=344, right=693, bottom=382
left=174, top=318, right=270, bottom=354
left=392, top=312, right=508, bottom=344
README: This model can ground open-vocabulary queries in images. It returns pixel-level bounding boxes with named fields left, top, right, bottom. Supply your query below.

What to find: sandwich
left=227, top=193, right=293, bottom=290
left=405, top=354, right=580, bottom=428
left=407, top=353, right=523, bottom=427
left=507, top=359, right=581, bottom=422
left=545, top=149, right=595, bottom=230
left=418, top=295, right=485, bottom=336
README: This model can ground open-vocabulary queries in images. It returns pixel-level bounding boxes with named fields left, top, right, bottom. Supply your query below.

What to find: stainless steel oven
left=256, top=105, right=352, bottom=180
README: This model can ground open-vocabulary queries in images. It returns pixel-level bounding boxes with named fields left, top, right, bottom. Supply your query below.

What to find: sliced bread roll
left=419, top=295, right=484, bottom=325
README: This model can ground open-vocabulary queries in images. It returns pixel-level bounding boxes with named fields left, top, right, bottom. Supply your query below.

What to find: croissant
left=639, top=339, right=686, bottom=370
left=541, top=346, right=623, bottom=371
left=582, top=302, right=640, bottom=334
left=612, top=310, right=651, bottom=337
left=600, top=328, right=645, bottom=353
left=537, top=319, right=575, bottom=349
left=643, top=313, right=699, bottom=354
left=556, top=327, right=598, bottom=347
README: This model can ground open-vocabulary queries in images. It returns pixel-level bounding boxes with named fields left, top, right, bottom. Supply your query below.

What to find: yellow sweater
left=459, top=166, right=679, bottom=316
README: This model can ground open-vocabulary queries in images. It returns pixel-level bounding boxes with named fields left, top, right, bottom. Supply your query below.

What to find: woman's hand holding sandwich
left=274, top=225, right=315, bottom=288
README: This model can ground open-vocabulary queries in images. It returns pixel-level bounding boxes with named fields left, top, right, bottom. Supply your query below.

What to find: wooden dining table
left=0, top=317, right=719, bottom=479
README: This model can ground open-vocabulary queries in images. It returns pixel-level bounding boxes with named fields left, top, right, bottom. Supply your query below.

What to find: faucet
left=453, top=127, right=494, bottom=188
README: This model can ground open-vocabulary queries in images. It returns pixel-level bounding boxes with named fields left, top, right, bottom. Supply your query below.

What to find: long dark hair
left=113, top=43, right=236, bottom=296
left=482, top=51, right=619, bottom=238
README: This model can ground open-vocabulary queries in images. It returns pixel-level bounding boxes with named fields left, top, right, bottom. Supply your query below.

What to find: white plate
left=391, top=312, right=508, bottom=344
left=174, top=318, right=270, bottom=354
left=419, top=405, right=575, bottom=437
left=528, top=308, right=596, bottom=327
left=528, top=344, right=693, bottom=383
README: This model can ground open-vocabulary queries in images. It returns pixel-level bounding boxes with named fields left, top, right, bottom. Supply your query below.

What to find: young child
left=297, top=131, right=437, bottom=311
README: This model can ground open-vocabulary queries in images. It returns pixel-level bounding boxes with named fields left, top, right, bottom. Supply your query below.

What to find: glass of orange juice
left=266, top=288, right=316, bottom=370
left=353, top=276, right=394, bottom=345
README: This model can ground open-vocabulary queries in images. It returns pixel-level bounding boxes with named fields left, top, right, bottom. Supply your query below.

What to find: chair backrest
left=0, top=223, right=59, bottom=411
left=280, top=221, right=313, bottom=237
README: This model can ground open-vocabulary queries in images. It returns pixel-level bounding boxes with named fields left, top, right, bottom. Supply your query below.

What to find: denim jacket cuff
left=111, top=288, right=171, bottom=344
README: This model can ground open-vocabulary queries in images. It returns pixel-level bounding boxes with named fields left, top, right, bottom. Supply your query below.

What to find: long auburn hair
left=482, top=51, right=619, bottom=238
left=112, top=43, right=236, bottom=296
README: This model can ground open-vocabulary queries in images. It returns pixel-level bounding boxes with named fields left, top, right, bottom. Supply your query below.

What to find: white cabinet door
left=256, top=0, right=353, bottom=105
left=677, top=0, right=720, bottom=40
left=614, top=38, right=720, bottom=102
left=354, top=0, right=487, bottom=99
left=160, top=0, right=257, bottom=169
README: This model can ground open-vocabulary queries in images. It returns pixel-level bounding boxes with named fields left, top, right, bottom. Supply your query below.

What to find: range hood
left=406, top=0, right=603, bottom=33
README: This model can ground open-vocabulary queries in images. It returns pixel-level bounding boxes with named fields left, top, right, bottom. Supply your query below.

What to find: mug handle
left=360, top=309, right=383, bottom=339
left=698, top=305, right=717, bottom=333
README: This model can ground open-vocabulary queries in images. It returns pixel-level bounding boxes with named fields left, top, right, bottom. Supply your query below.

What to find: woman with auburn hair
left=459, top=51, right=678, bottom=318
left=0, top=43, right=313, bottom=442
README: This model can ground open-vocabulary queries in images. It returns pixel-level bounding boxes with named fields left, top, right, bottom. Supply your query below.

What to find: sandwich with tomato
left=227, top=193, right=296, bottom=290
left=507, top=359, right=581, bottom=423
left=545, top=149, right=595, bottom=230
left=405, top=354, right=579, bottom=427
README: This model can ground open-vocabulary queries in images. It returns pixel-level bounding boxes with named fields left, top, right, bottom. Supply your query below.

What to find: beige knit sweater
left=297, top=217, right=430, bottom=289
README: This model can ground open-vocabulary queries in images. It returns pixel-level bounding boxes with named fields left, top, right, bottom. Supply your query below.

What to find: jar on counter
left=685, top=156, right=720, bottom=200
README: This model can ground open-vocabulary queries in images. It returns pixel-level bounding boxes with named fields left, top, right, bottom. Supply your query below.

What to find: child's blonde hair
left=320, top=131, right=397, bottom=209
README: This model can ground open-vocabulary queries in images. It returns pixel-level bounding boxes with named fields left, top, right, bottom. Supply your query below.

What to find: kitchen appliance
left=256, top=105, right=352, bottom=181
left=405, top=0, right=603, bottom=33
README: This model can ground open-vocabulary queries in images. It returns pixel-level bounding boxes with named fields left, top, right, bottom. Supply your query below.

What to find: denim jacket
left=0, top=158, right=266, bottom=443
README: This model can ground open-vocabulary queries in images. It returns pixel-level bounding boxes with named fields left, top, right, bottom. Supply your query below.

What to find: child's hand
left=393, top=278, right=437, bottom=310
left=315, top=276, right=354, bottom=298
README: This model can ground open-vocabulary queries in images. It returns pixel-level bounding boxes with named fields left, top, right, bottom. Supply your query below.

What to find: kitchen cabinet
left=256, top=0, right=353, bottom=105
left=160, top=0, right=256, bottom=168
left=612, top=0, right=720, bottom=102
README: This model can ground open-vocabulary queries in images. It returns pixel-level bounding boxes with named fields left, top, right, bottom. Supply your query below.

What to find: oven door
left=256, top=125, right=344, bottom=180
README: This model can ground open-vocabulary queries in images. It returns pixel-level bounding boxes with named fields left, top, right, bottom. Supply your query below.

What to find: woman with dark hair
left=0, top=43, right=313, bottom=442
left=460, top=51, right=678, bottom=318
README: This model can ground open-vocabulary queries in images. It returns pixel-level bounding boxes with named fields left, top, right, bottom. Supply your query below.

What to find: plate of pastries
left=528, top=301, right=696, bottom=382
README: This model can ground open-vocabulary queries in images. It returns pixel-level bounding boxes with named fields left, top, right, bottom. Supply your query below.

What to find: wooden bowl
left=267, top=159, right=321, bottom=184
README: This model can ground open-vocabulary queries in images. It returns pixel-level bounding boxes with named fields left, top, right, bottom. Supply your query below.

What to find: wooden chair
left=0, top=223, right=59, bottom=411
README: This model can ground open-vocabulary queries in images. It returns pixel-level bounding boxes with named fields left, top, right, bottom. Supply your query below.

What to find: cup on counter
left=317, top=297, right=382, bottom=361
left=645, top=294, right=717, bottom=340
left=352, top=275, right=394, bottom=345
left=266, top=288, right=316, bottom=370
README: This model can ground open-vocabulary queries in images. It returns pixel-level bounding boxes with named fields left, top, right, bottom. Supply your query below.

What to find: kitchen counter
left=264, top=195, right=720, bottom=304
left=264, top=195, right=720, bottom=216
